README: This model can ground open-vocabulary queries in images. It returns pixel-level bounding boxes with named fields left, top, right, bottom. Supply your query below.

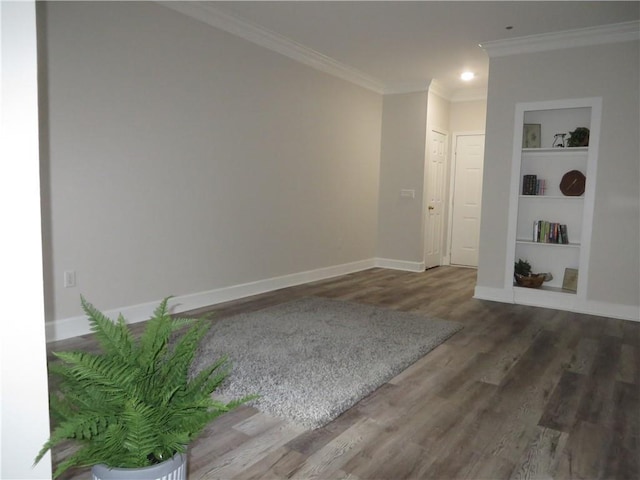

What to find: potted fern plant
left=35, top=296, right=255, bottom=479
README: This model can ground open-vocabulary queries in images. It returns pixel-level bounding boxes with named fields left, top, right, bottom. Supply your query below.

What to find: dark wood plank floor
left=48, top=266, right=640, bottom=479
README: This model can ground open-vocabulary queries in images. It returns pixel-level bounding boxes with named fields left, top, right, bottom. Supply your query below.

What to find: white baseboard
left=174, top=258, right=376, bottom=313
left=375, top=258, right=425, bottom=272
left=48, top=266, right=639, bottom=342
left=46, top=301, right=165, bottom=342
left=46, top=259, right=376, bottom=342
left=581, top=300, right=639, bottom=322
left=473, top=285, right=515, bottom=304
left=473, top=285, right=639, bottom=322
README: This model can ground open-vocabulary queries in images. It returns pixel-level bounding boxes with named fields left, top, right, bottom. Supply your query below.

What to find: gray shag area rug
left=192, top=296, right=463, bottom=430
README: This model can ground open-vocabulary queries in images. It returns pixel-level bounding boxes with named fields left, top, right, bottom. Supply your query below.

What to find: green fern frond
left=54, top=351, right=139, bottom=393
left=153, top=296, right=171, bottom=318
left=179, top=356, right=230, bottom=402
left=163, top=407, right=227, bottom=442
left=60, top=423, right=129, bottom=471
left=151, top=319, right=210, bottom=402
left=224, top=394, right=260, bottom=410
left=120, top=400, right=161, bottom=467
left=81, top=296, right=134, bottom=360
left=171, top=316, right=200, bottom=331
left=35, top=412, right=111, bottom=464
left=136, top=297, right=179, bottom=368
left=51, top=456, right=83, bottom=479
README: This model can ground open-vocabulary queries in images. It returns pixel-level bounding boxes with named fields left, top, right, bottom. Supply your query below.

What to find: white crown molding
left=481, top=20, right=640, bottom=58
left=429, top=81, right=488, bottom=103
left=383, top=82, right=431, bottom=95
left=157, top=3, right=635, bottom=98
left=428, top=79, right=453, bottom=100
left=158, top=1, right=386, bottom=94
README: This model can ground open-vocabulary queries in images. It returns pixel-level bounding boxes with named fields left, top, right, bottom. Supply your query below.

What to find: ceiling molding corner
left=481, top=20, right=640, bottom=58
left=158, top=1, right=386, bottom=94
left=428, top=79, right=453, bottom=100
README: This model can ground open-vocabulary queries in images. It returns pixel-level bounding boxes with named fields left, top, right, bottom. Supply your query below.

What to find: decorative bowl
left=514, top=273, right=546, bottom=288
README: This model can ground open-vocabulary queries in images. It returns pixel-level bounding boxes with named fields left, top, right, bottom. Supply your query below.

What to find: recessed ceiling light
left=460, top=71, right=475, bottom=81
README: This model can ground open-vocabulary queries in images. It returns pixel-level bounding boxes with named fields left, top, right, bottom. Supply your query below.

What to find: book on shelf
left=522, top=175, right=537, bottom=195
left=522, top=175, right=546, bottom=195
left=532, top=220, right=569, bottom=244
left=560, top=224, right=569, bottom=244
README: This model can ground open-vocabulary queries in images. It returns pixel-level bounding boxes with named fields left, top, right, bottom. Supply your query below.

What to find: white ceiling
left=203, top=1, right=639, bottom=98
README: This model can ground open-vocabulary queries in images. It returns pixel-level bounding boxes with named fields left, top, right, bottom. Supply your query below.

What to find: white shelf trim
left=513, top=285, right=576, bottom=295
left=505, top=97, right=602, bottom=304
left=516, top=239, right=580, bottom=248
left=523, top=147, right=588, bottom=153
left=519, top=195, right=584, bottom=200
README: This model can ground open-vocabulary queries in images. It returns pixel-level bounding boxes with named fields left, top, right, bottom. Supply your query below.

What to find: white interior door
left=424, top=130, right=447, bottom=269
left=450, top=134, right=485, bottom=267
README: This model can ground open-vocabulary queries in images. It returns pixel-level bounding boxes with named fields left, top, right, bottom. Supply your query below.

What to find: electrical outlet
left=64, top=270, right=76, bottom=288
left=400, top=189, right=416, bottom=198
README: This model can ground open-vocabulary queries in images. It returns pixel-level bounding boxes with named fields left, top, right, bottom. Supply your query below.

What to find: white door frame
left=446, top=131, right=485, bottom=265
left=423, top=127, right=449, bottom=269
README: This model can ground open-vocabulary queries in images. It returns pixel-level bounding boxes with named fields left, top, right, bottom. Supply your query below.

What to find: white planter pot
left=91, top=452, right=186, bottom=480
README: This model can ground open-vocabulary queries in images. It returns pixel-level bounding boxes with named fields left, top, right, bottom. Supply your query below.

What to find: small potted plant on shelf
left=514, top=259, right=547, bottom=288
left=567, top=127, right=590, bottom=147
left=34, top=296, right=256, bottom=479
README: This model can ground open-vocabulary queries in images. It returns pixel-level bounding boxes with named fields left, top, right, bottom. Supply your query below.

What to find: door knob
left=428, top=206, right=434, bottom=210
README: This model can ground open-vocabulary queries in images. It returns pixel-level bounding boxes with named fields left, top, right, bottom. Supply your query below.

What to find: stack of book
left=522, top=175, right=546, bottom=195
left=533, top=221, right=569, bottom=244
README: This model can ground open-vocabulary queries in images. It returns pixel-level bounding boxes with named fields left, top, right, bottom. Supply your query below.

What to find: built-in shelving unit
left=505, top=98, right=601, bottom=311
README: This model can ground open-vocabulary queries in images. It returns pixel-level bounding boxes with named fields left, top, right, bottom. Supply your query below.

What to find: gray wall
left=40, top=1, right=636, bottom=324
left=449, top=100, right=487, bottom=133
left=40, top=2, right=383, bottom=320
left=377, top=92, right=428, bottom=263
left=477, top=40, right=640, bottom=307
